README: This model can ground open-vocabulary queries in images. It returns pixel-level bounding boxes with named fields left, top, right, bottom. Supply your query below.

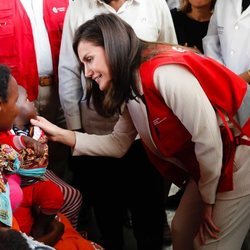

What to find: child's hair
left=0, top=64, right=11, bottom=103
left=0, top=229, right=31, bottom=250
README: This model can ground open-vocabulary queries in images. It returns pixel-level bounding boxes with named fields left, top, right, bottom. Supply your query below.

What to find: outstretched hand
left=30, top=116, right=61, bottom=142
left=30, top=116, right=76, bottom=147
left=198, top=203, right=220, bottom=245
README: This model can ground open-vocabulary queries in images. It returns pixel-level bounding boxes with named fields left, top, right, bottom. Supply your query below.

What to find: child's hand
left=22, top=136, right=45, bottom=156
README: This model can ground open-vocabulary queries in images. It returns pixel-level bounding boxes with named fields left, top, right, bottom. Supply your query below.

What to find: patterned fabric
left=44, top=170, right=83, bottom=229
left=0, top=144, right=22, bottom=226
left=13, top=126, right=83, bottom=229
left=0, top=183, right=12, bottom=226
left=13, top=126, right=49, bottom=186
left=0, top=144, right=21, bottom=189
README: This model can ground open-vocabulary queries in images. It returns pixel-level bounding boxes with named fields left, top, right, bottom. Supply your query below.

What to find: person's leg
left=71, top=155, right=124, bottom=250
left=171, top=179, right=203, bottom=250
left=194, top=195, right=250, bottom=250
left=123, top=139, right=166, bottom=250
left=30, top=180, right=64, bottom=238
left=44, top=170, right=83, bottom=229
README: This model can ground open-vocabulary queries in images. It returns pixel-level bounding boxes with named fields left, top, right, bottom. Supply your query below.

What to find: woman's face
left=77, top=40, right=112, bottom=91
left=15, top=86, right=37, bottom=124
left=0, top=76, right=19, bottom=131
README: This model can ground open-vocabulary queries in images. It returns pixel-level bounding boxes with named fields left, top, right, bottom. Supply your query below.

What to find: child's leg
left=44, top=170, right=83, bottom=229
left=30, top=180, right=64, bottom=238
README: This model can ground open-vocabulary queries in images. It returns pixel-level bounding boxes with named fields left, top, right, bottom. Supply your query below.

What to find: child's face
left=0, top=76, right=19, bottom=131
left=15, top=86, right=37, bottom=125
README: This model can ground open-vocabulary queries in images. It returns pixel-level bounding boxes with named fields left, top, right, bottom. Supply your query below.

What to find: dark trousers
left=71, top=139, right=165, bottom=250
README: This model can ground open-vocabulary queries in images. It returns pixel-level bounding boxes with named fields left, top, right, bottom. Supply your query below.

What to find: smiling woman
left=59, top=0, right=177, bottom=249
left=31, top=13, right=250, bottom=250
left=72, top=15, right=141, bottom=118
left=77, top=41, right=112, bottom=91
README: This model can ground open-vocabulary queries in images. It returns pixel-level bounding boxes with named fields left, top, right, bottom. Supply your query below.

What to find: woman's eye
left=86, top=57, right=92, bottom=62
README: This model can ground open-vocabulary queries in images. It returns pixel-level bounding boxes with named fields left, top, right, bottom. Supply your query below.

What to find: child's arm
left=21, top=136, right=45, bottom=157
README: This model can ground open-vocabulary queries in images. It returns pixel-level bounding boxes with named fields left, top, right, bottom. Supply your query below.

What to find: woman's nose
left=84, top=66, right=93, bottom=78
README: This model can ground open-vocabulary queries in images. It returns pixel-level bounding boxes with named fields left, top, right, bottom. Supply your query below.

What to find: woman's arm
left=30, top=116, right=76, bottom=147
left=31, top=107, right=138, bottom=158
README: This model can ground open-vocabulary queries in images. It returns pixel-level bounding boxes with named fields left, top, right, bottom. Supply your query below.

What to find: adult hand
left=30, top=116, right=62, bottom=142
left=198, top=203, right=220, bottom=245
left=31, top=116, right=76, bottom=147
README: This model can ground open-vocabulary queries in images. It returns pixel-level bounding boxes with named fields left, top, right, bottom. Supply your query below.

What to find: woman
left=59, top=0, right=176, bottom=248
left=31, top=13, right=250, bottom=250
left=171, top=0, right=216, bottom=53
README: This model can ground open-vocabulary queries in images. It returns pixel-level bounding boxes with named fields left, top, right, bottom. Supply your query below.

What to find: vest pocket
left=0, top=10, right=16, bottom=56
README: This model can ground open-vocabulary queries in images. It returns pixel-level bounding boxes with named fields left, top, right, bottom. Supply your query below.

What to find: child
left=0, top=64, right=104, bottom=249
left=0, top=70, right=64, bottom=238
left=11, top=85, right=64, bottom=238
left=0, top=64, right=43, bottom=227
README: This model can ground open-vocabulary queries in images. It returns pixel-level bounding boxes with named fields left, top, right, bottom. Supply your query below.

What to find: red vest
left=0, top=0, right=68, bottom=101
left=139, top=47, right=250, bottom=191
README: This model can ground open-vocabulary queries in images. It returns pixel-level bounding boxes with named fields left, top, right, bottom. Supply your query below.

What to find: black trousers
left=71, top=139, right=165, bottom=250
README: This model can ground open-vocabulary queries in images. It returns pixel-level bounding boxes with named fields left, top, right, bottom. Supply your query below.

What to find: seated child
left=0, top=64, right=43, bottom=227
left=13, top=85, right=82, bottom=230
left=0, top=64, right=63, bottom=236
left=0, top=64, right=103, bottom=249
left=11, top=85, right=64, bottom=238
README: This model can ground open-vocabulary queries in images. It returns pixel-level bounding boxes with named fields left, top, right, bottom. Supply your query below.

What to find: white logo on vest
left=52, top=7, right=66, bottom=13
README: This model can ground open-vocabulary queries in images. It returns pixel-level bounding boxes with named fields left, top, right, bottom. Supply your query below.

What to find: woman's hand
left=198, top=203, right=220, bottom=245
left=31, top=116, right=76, bottom=147
left=30, top=116, right=61, bottom=142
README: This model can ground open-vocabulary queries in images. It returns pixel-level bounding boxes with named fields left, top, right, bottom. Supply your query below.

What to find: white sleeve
left=154, top=65, right=223, bottom=204
left=58, top=2, right=83, bottom=130
left=202, top=3, right=224, bottom=64
left=72, top=106, right=138, bottom=157
left=157, top=0, right=178, bottom=44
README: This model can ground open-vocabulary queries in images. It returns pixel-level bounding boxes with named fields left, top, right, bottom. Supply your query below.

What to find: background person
left=203, top=0, right=250, bottom=83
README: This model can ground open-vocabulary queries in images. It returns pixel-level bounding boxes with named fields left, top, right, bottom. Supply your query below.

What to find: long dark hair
left=73, top=13, right=143, bottom=117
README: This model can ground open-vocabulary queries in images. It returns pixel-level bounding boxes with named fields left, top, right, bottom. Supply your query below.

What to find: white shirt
left=20, top=0, right=53, bottom=76
left=203, top=0, right=250, bottom=74
left=59, top=0, right=177, bottom=130
left=166, top=0, right=180, bottom=10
